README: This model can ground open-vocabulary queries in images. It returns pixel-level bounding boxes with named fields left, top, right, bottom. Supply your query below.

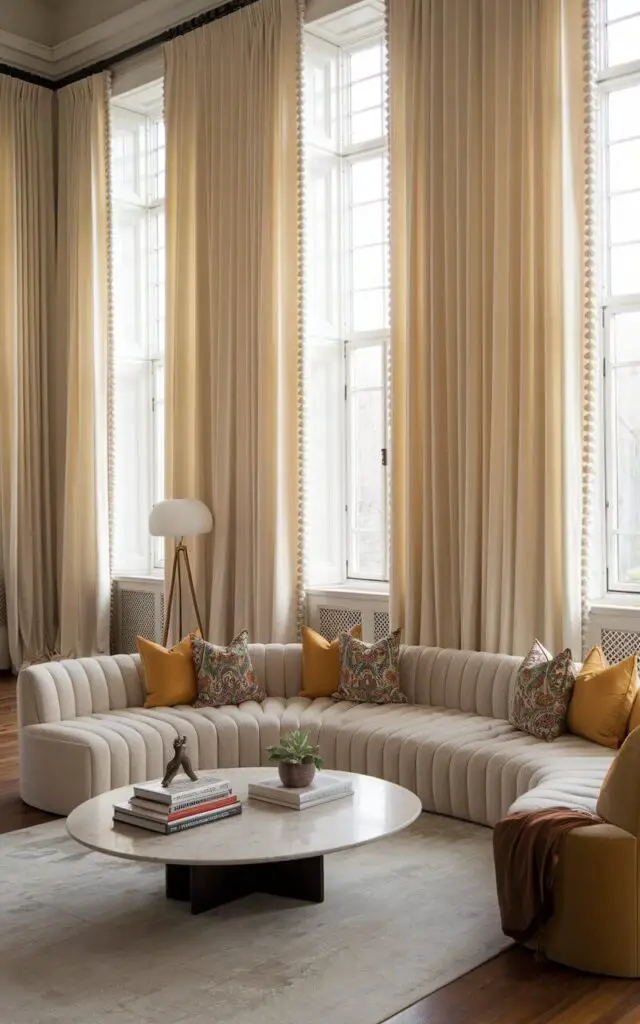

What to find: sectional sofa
left=18, top=644, right=614, bottom=820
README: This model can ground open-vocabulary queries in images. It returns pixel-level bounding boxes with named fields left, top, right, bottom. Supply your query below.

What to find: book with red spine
left=125, top=793, right=239, bottom=822
left=113, top=801, right=242, bottom=834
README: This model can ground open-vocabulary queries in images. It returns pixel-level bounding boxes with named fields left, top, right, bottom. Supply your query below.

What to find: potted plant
left=267, top=730, right=323, bottom=788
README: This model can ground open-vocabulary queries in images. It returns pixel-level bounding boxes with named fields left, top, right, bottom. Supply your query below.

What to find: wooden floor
left=0, top=672, right=56, bottom=834
left=1, top=675, right=639, bottom=1022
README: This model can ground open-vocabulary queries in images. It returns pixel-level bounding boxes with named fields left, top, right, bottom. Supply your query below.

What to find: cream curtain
left=0, top=76, right=57, bottom=669
left=56, top=74, right=112, bottom=657
left=164, top=0, right=302, bottom=644
left=389, top=0, right=586, bottom=655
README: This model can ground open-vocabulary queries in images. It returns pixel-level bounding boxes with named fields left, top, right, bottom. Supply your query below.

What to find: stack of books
left=113, top=771, right=242, bottom=834
left=247, top=773, right=354, bottom=810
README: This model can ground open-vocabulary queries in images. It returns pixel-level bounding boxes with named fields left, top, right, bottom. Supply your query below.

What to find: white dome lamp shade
left=149, top=499, right=213, bottom=645
left=149, top=498, right=213, bottom=539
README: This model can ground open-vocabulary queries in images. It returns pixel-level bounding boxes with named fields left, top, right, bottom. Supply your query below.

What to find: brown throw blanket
left=493, top=807, right=601, bottom=942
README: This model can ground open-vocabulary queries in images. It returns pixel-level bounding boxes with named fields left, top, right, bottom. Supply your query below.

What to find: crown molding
left=52, top=0, right=225, bottom=77
left=0, top=0, right=226, bottom=82
left=0, top=29, right=55, bottom=78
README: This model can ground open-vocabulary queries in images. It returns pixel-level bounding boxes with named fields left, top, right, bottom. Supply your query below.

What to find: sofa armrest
left=541, top=823, right=639, bottom=976
left=17, top=655, right=146, bottom=727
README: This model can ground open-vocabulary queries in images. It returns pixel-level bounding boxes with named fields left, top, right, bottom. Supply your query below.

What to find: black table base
left=165, top=855, right=325, bottom=915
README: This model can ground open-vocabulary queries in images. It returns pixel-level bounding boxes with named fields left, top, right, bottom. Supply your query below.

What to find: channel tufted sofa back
left=18, top=644, right=521, bottom=728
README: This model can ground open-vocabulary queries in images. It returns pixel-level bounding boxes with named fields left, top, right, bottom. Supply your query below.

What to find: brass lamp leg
left=182, top=547, right=205, bottom=639
left=162, top=542, right=180, bottom=647
left=177, top=546, right=183, bottom=639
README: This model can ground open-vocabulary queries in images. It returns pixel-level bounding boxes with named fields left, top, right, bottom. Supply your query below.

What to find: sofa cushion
left=597, top=726, right=640, bottom=837
left=20, top=697, right=613, bottom=823
left=192, top=632, right=265, bottom=707
left=299, top=624, right=361, bottom=699
left=136, top=634, right=198, bottom=708
left=568, top=647, right=637, bottom=749
left=509, top=645, right=576, bottom=742
left=333, top=630, right=406, bottom=705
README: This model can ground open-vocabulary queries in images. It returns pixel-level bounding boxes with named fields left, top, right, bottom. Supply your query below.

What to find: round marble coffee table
left=67, top=768, right=422, bottom=915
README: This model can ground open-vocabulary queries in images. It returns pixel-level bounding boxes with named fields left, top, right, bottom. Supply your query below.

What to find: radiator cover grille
left=112, top=581, right=164, bottom=654
left=374, top=610, right=391, bottom=640
left=601, top=627, right=640, bottom=663
left=318, top=606, right=362, bottom=641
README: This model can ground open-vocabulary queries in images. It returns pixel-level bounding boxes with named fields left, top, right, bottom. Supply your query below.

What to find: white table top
left=66, top=768, right=422, bottom=866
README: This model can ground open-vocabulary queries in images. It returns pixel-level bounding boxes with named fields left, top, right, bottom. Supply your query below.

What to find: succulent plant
left=267, top=729, right=323, bottom=769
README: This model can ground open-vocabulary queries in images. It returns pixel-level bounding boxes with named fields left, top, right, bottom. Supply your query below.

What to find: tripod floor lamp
left=149, top=499, right=213, bottom=647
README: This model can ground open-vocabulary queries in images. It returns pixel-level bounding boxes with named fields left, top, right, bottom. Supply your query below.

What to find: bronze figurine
left=161, top=736, right=198, bottom=787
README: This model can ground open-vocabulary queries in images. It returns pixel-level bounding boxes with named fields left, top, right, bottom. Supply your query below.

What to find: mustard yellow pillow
left=567, top=646, right=637, bottom=749
left=628, top=689, right=640, bottom=735
left=299, top=624, right=362, bottom=699
left=137, top=633, right=198, bottom=708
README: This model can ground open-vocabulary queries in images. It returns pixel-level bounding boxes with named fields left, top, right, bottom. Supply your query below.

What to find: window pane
left=613, top=366, right=640, bottom=537
left=351, top=200, right=386, bottom=246
left=153, top=362, right=165, bottom=568
left=609, top=86, right=640, bottom=143
left=609, top=140, right=640, bottom=193
left=610, top=192, right=640, bottom=244
left=349, top=386, right=385, bottom=578
left=306, top=155, right=340, bottom=334
left=113, top=215, right=147, bottom=357
left=608, top=0, right=640, bottom=19
left=350, top=345, right=383, bottom=388
left=350, top=76, right=383, bottom=113
left=111, top=84, right=165, bottom=576
left=306, top=338, right=345, bottom=584
left=113, top=363, right=151, bottom=573
left=351, top=107, right=384, bottom=145
left=607, top=15, right=640, bottom=65
left=612, top=311, right=640, bottom=362
left=350, top=44, right=382, bottom=82
left=350, top=156, right=384, bottom=203
left=611, top=243, right=640, bottom=294
left=352, top=244, right=385, bottom=290
left=353, top=289, right=387, bottom=332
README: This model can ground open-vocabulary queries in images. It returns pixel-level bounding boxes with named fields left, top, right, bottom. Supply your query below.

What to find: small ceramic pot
left=278, top=761, right=316, bottom=789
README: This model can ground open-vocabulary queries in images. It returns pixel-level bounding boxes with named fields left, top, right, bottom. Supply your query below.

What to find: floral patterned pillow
left=192, top=631, right=265, bottom=707
left=509, top=641, right=576, bottom=742
left=332, top=630, right=406, bottom=705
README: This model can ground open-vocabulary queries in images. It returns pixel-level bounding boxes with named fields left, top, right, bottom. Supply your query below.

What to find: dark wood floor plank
left=0, top=674, right=56, bottom=834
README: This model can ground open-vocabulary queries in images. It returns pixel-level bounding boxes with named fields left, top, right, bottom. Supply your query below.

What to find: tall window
left=111, top=82, right=165, bottom=576
left=599, top=1, right=640, bottom=590
left=305, top=16, right=389, bottom=586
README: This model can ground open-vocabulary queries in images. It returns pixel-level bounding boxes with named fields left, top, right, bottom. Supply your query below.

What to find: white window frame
left=111, top=88, right=165, bottom=578
left=598, top=2, right=640, bottom=593
left=305, top=27, right=390, bottom=586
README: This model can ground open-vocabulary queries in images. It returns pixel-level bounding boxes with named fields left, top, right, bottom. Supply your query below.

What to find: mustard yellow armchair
left=539, top=728, right=640, bottom=977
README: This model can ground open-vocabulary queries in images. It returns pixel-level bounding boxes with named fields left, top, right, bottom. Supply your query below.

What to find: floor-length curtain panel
left=0, top=76, right=56, bottom=669
left=389, top=0, right=585, bottom=655
left=164, top=0, right=301, bottom=644
left=56, top=74, right=111, bottom=657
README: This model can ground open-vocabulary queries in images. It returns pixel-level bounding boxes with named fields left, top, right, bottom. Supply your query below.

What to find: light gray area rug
left=0, top=813, right=510, bottom=1024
